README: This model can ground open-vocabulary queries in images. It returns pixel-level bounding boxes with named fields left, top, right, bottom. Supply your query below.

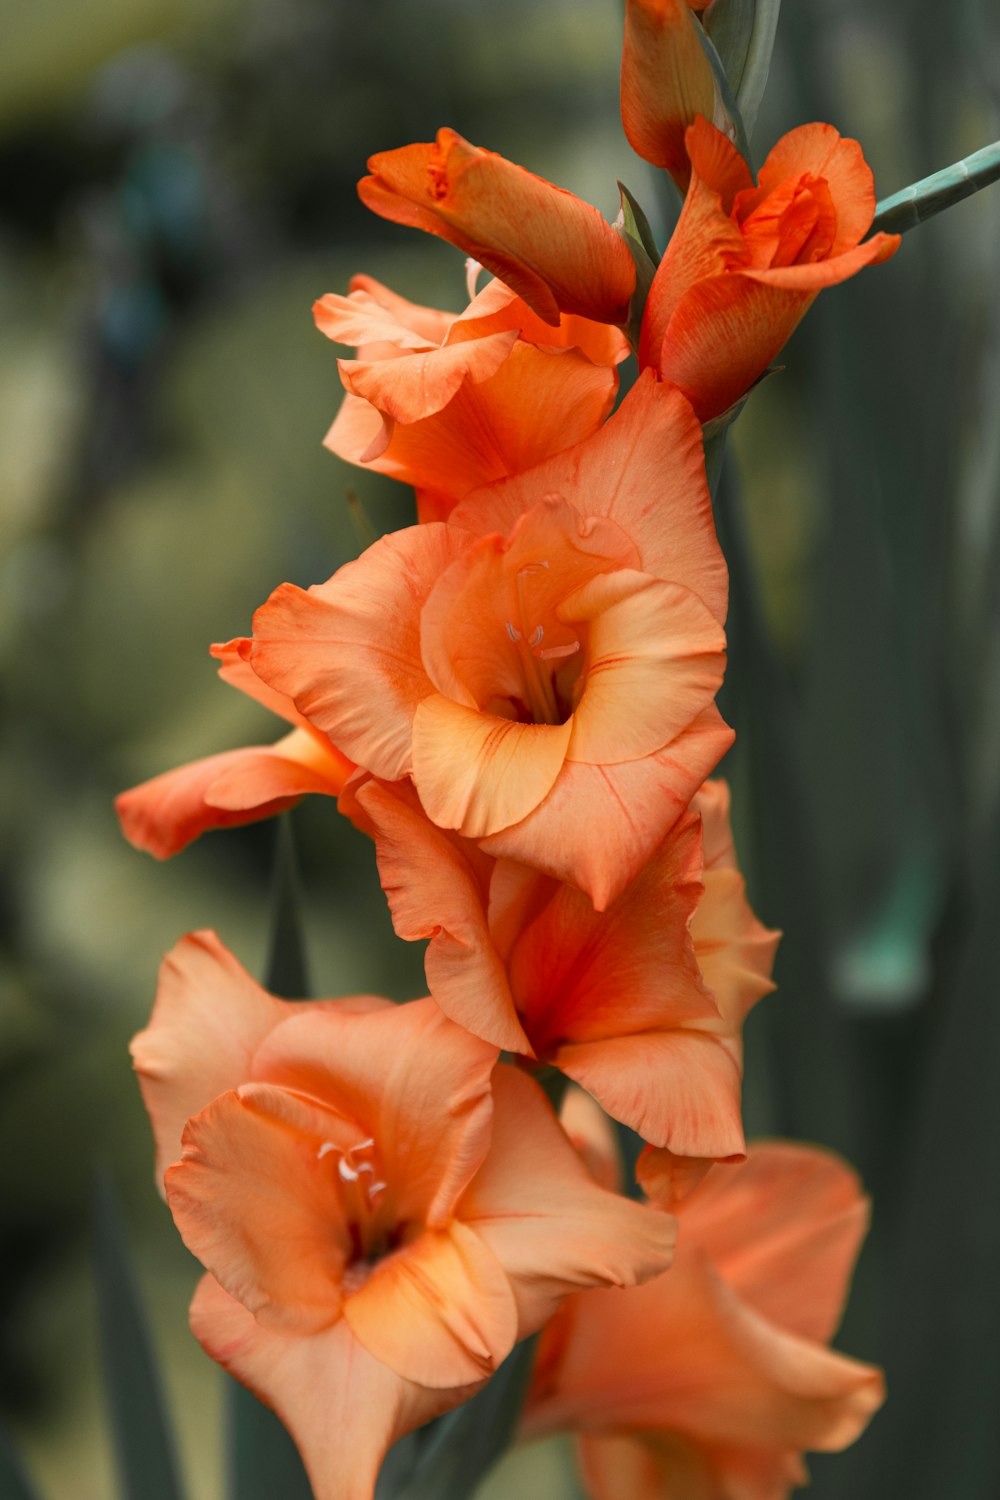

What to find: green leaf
left=704, top=0, right=781, bottom=140
left=703, top=0, right=754, bottom=98
left=615, top=182, right=660, bottom=266
left=225, top=1381, right=314, bottom=1500
left=0, top=1424, right=45, bottom=1500
left=615, top=184, right=659, bottom=353
left=265, top=815, right=310, bottom=999
left=393, top=1337, right=538, bottom=1500
left=872, top=139, right=1000, bottom=234
left=694, top=23, right=754, bottom=175
left=93, top=1176, right=187, bottom=1500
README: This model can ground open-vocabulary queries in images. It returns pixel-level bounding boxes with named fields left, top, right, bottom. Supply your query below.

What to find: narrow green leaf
left=394, top=1337, right=538, bottom=1500
left=265, top=815, right=310, bottom=999
left=0, top=1424, right=45, bottom=1500
left=615, top=184, right=659, bottom=353
left=615, top=182, right=660, bottom=266
left=694, top=24, right=754, bottom=175
left=735, top=0, right=781, bottom=140
left=872, top=139, right=1000, bottom=234
left=93, top=1175, right=187, bottom=1500
left=703, top=0, right=754, bottom=98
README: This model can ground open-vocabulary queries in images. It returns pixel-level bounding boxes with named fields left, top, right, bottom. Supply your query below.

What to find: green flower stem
left=872, top=140, right=1000, bottom=234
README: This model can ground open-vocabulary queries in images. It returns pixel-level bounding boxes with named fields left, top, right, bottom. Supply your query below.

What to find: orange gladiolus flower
left=524, top=1141, right=885, bottom=1500
left=115, top=640, right=352, bottom=859
left=318, top=273, right=628, bottom=523
left=340, top=774, right=776, bottom=1166
left=358, top=128, right=637, bottom=326
left=135, top=932, right=676, bottom=1500
left=621, top=0, right=721, bottom=190
left=640, top=117, right=902, bottom=420
left=244, top=372, right=732, bottom=910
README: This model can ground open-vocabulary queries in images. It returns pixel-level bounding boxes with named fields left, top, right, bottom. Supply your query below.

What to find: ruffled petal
left=190, top=1275, right=471, bottom=1500
left=313, top=289, right=438, bottom=352
left=248, top=525, right=468, bottom=779
left=555, top=1027, right=745, bottom=1158
left=345, top=1220, right=517, bottom=1388
left=348, top=777, right=531, bottom=1054
left=411, top=694, right=573, bottom=838
left=166, top=1083, right=355, bottom=1333
left=130, top=932, right=292, bottom=1189
left=116, top=745, right=303, bottom=859
left=449, top=371, right=728, bottom=625
left=677, top=1143, right=872, bottom=1345
left=338, top=328, right=518, bottom=424
left=459, top=1067, right=676, bottom=1334
left=360, top=129, right=636, bottom=326
left=507, top=811, right=713, bottom=1054
left=326, top=342, right=620, bottom=515
left=252, top=997, right=497, bottom=1228
left=564, top=569, right=727, bottom=764
left=756, top=124, right=876, bottom=251
left=740, top=230, right=899, bottom=290
left=478, top=704, right=734, bottom=909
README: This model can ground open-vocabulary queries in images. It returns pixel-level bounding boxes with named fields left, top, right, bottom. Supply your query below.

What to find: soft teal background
left=1, top=1, right=998, bottom=1496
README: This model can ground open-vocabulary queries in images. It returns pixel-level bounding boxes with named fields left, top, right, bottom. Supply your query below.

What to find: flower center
left=317, top=1136, right=404, bottom=1282
left=503, top=562, right=582, bottom=726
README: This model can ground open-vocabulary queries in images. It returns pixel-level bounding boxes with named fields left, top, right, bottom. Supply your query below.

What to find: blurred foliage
left=0, top=0, right=997, bottom=1497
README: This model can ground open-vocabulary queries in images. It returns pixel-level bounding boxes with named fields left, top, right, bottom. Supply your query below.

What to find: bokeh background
left=2, top=1, right=999, bottom=1496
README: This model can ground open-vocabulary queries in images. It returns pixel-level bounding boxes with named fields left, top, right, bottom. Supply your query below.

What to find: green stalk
left=872, top=140, right=1000, bottom=234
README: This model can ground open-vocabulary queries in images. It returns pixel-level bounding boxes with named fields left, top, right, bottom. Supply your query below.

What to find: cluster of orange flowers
left=118, top=5, right=898, bottom=1497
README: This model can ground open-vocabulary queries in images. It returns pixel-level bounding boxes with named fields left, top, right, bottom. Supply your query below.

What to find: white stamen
left=538, top=640, right=581, bottom=662
left=505, top=620, right=522, bottom=642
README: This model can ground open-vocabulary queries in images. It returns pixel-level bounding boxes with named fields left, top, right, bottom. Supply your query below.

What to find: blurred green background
left=1, top=0, right=998, bottom=1496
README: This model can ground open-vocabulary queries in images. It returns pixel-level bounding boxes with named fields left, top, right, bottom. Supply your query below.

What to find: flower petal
left=449, top=372, right=727, bottom=624
left=478, top=704, right=734, bottom=909
left=130, top=932, right=292, bottom=1189
left=313, top=289, right=438, bottom=352
left=756, top=124, right=876, bottom=251
left=412, top=694, right=573, bottom=838
left=326, top=341, right=621, bottom=517
left=507, top=811, right=714, bottom=1055
left=166, top=1083, right=356, bottom=1332
left=345, top=1220, right=517, bottom=1388
left=555, top=1027, right=745, bottom=1158
left=338, top=328, right=518, bottom=424
left=740, top=230, right=899, bottom=290
left=190, top=1275, right=471, bottom=1500
left=203, top=727, right=352, bottom=811
left=661, top=272, right=813, bottom=421
left=459, top=1067, right=677, bottom=1334
left=677, top=1143, right=872, bottom=1344
left=621, top=0, right=718, bottom=183
left=348, top=776, right=532, bottom=1054
left=116, top=745, right=303, bottom=859
left=565, top=569, right=727, bottom=765
left=249, top=525, right=468, bottom=779
left=577, top=1431, right=714, bottom=1500
left=360, top=129, right=636, bottom=326
left=252, top=997, right=498, bottom=1228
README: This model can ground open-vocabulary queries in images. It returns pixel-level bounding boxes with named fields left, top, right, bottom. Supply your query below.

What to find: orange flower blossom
left=524, top=1112, right=886, bottom=1500
left=358, top=127, right=637, bottom=326
left=134, top=932, right=676, bottom=1500
left=639, top=116, right=902, bottom=420
left=241, top=372, right=733, bottom=910
left=317, top=272, right=629, bottom=523
left=620, top=0, right=723, bottom=191
left=340, top=772, right=777, bottom=1167
left=116, top=639, right=352, bottom=859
